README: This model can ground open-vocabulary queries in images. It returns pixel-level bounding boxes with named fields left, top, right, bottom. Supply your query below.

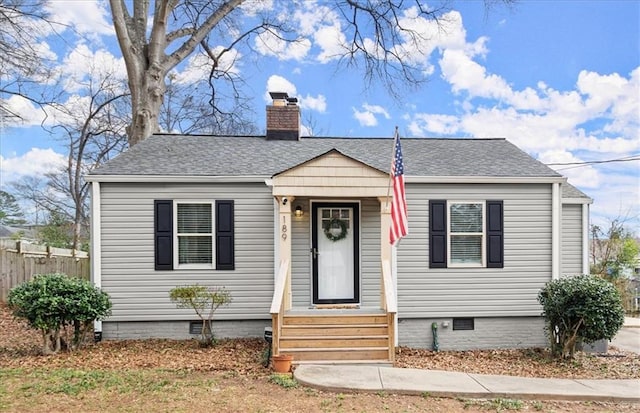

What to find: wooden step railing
left=269, top=259, right=290, bottom=357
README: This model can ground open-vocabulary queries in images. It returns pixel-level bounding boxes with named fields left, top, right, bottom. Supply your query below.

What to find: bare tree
left=161, top=72, right=257, bottom=135
left=0, top=0, right=59, bottom=117
left=12, top=66, right=129, bottom=250
left=110, top=0, right=513, bottom=146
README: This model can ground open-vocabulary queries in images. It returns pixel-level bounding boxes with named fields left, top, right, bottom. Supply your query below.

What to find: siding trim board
left=91, top=182, right=103, bottom=334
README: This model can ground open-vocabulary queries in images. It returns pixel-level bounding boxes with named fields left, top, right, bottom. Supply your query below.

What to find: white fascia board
left=85, top=175, right=270, bottom=183
left=562, top=197, right=594, bottom=204
left=406, top=176, right=566, bottom=184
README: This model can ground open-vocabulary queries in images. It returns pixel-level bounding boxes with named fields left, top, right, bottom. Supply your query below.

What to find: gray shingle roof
left=91, top=134, right=563, bottom=178
left=562, top=182, right=591, bottom=199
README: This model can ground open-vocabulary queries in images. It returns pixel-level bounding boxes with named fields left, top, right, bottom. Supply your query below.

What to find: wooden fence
left=0, top=240, right=90, bottom=302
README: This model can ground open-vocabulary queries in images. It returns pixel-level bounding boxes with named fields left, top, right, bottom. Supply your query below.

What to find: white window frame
left=173, top=201, right=215, bottom=270
left=447, top=201, right=485, bottom=268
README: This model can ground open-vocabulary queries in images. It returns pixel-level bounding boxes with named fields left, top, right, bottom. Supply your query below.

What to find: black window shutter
left=486, top=200, right=504, bottom=268
left=429, top=200, right=447, bottom=268
left=154, top=200, right=173, bottom=270
left=216, top=200, right=235, bottom=270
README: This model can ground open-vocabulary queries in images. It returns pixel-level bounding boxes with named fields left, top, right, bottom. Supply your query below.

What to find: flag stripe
left=390, top=132, right=408, bottom=245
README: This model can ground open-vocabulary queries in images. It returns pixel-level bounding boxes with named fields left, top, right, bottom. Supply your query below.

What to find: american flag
left=390, top=131, right=408, bottom=245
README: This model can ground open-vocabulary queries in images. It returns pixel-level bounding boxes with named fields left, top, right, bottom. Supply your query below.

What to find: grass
left=268, top=373, right=298, bottom=388
left=1, top=368, right=189, bottom=397
left=462, top=398, right=524, bottom=412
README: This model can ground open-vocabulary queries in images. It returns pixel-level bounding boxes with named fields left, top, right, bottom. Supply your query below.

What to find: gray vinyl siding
left=290, top=198, right=381, bottom=307
left=99, top=182, right=274, bottom=322
left=561, top=204, right=584, bottom=277
left=398, top=183, right=552, bottom=318
left=291, top=198, right=311, bottom=307
left=360, top=199, right=381, bottom=307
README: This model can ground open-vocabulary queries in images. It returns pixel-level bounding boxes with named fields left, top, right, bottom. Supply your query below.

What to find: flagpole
left=386, top=126, right=399, bottom=208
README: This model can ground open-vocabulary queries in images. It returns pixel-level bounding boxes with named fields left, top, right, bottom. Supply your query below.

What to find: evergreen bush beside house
left=538, top=275, right=625, bottom=359
left=7, top=273, right=112, bottom=354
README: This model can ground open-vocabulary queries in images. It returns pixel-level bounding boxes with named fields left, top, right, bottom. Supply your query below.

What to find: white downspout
left=91, top=181, right=102, bottom=335
left=552, top=183, right=561, bottom=280
left=582, top=203, right=590, bottom=275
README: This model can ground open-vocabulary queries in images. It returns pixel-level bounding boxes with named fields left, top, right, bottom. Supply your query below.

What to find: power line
left=546, top=154, right=640, bottom=171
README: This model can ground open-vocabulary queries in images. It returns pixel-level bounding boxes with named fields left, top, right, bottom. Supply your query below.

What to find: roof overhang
left=406, top=176, right=567, bottom=184
left=562, top=197, right=594, bottom=204
left=86, top=174, right=568, bottom=185
left=85, top=175, right=270, bottom=183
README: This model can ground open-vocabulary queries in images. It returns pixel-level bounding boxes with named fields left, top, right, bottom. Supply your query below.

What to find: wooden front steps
left=278, top=312, right=392, bottom=364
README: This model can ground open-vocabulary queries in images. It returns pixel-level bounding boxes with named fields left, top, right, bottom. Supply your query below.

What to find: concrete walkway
left=295, top=318, right=640, bottom=402
left=611, top=317, right=640, bottom=354
left=294, top=364, right=640, bottom=402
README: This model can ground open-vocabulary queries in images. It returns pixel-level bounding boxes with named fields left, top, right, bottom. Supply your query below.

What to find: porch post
left=378, top=197, right=392, bottom=308
left=276, top=196, right=295, bottom=310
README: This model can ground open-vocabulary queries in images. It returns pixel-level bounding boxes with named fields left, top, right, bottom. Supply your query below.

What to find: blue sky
left=0, top=0, right=638, bottom=231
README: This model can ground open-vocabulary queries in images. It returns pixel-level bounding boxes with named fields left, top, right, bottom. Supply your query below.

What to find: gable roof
left=90, top=134, right=562, bottom=179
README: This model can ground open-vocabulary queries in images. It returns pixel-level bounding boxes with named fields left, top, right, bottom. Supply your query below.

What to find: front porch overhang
left=268, top=149, right=397, bottom=363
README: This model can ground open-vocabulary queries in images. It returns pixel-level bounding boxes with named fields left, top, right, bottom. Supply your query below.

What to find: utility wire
left=546, top=154, right=640, bottom=171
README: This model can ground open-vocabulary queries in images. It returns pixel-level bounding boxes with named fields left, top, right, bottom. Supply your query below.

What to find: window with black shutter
left=428, top=199, right=504, bottom=269
left=154, top=199, right=235, bottom=271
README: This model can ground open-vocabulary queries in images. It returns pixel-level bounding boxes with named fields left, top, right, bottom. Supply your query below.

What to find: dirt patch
left=1, top=304, right=638, bottom=412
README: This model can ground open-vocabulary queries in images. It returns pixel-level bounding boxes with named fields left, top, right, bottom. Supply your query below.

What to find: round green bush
left=8, top=273, right=111, bottom=353
left=538, top=275, right=625, bottom=358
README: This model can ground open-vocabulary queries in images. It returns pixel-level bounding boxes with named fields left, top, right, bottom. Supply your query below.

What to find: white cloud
left=537, top=150, right=600, bottom=189
left=0, top=148, right=65, bottom=186
left=239, top=0, right=274, bottom=15
left=255, top=30, right=311, bottom=61
left=300, top=94, right=326, bottom=113
left=265, top=75, right=297, bottom=102
left=45, top=0, right=113, bottom=36
left=402, top=24, right=639, bottom=232
left=59, top=44, right=127, bottom=90
left=314, top=23, right=348, bottom=63
left=173, top=48, right=242, bottom=85
left=264, top=76, right=326, bottom=113
left=352, top=103, right=390, bottom=127
left=392, top=9, right=468, bottom=69
left=410, top=114, right=460, bottom=136
left=0, top=96, right=48, bottom=127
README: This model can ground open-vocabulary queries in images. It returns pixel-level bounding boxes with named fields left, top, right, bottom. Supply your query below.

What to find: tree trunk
left=128, top=68, right=165, bottom=146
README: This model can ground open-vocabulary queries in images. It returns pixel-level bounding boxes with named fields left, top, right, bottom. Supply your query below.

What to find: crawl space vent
left=189, top=322, right=202, bottom=335
left=452, top=318, right=474, bottom=331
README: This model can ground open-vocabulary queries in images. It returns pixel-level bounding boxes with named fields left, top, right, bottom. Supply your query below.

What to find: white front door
left=312, top=202, right=360, bottom=304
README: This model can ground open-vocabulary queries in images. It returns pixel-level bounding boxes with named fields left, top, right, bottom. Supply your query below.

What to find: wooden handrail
left=381, top=259, right=397, bottom=314
left=270, top=259, right=290, bottom=314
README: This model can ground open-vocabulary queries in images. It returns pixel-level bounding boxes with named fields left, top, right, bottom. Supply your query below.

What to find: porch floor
left=286, top=306, right=385, bottom=316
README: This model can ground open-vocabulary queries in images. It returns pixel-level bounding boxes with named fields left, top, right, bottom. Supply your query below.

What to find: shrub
left=169, top=285, right=231, bottom=347
left=8, top=273, right=112, bottom=354
left=537, top=275, right=624, bottom=359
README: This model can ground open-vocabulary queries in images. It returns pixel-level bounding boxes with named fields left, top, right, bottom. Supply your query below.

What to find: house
left=86, top=93, right=592, bottom=363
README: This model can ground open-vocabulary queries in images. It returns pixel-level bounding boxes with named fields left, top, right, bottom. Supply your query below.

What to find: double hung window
left=176, top=203, right=213, bottom=266
left=449, top=203, right=484, bottom=266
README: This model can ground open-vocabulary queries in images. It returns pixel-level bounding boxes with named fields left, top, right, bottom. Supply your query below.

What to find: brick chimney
left=266, top=91, right=300, bottom=140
